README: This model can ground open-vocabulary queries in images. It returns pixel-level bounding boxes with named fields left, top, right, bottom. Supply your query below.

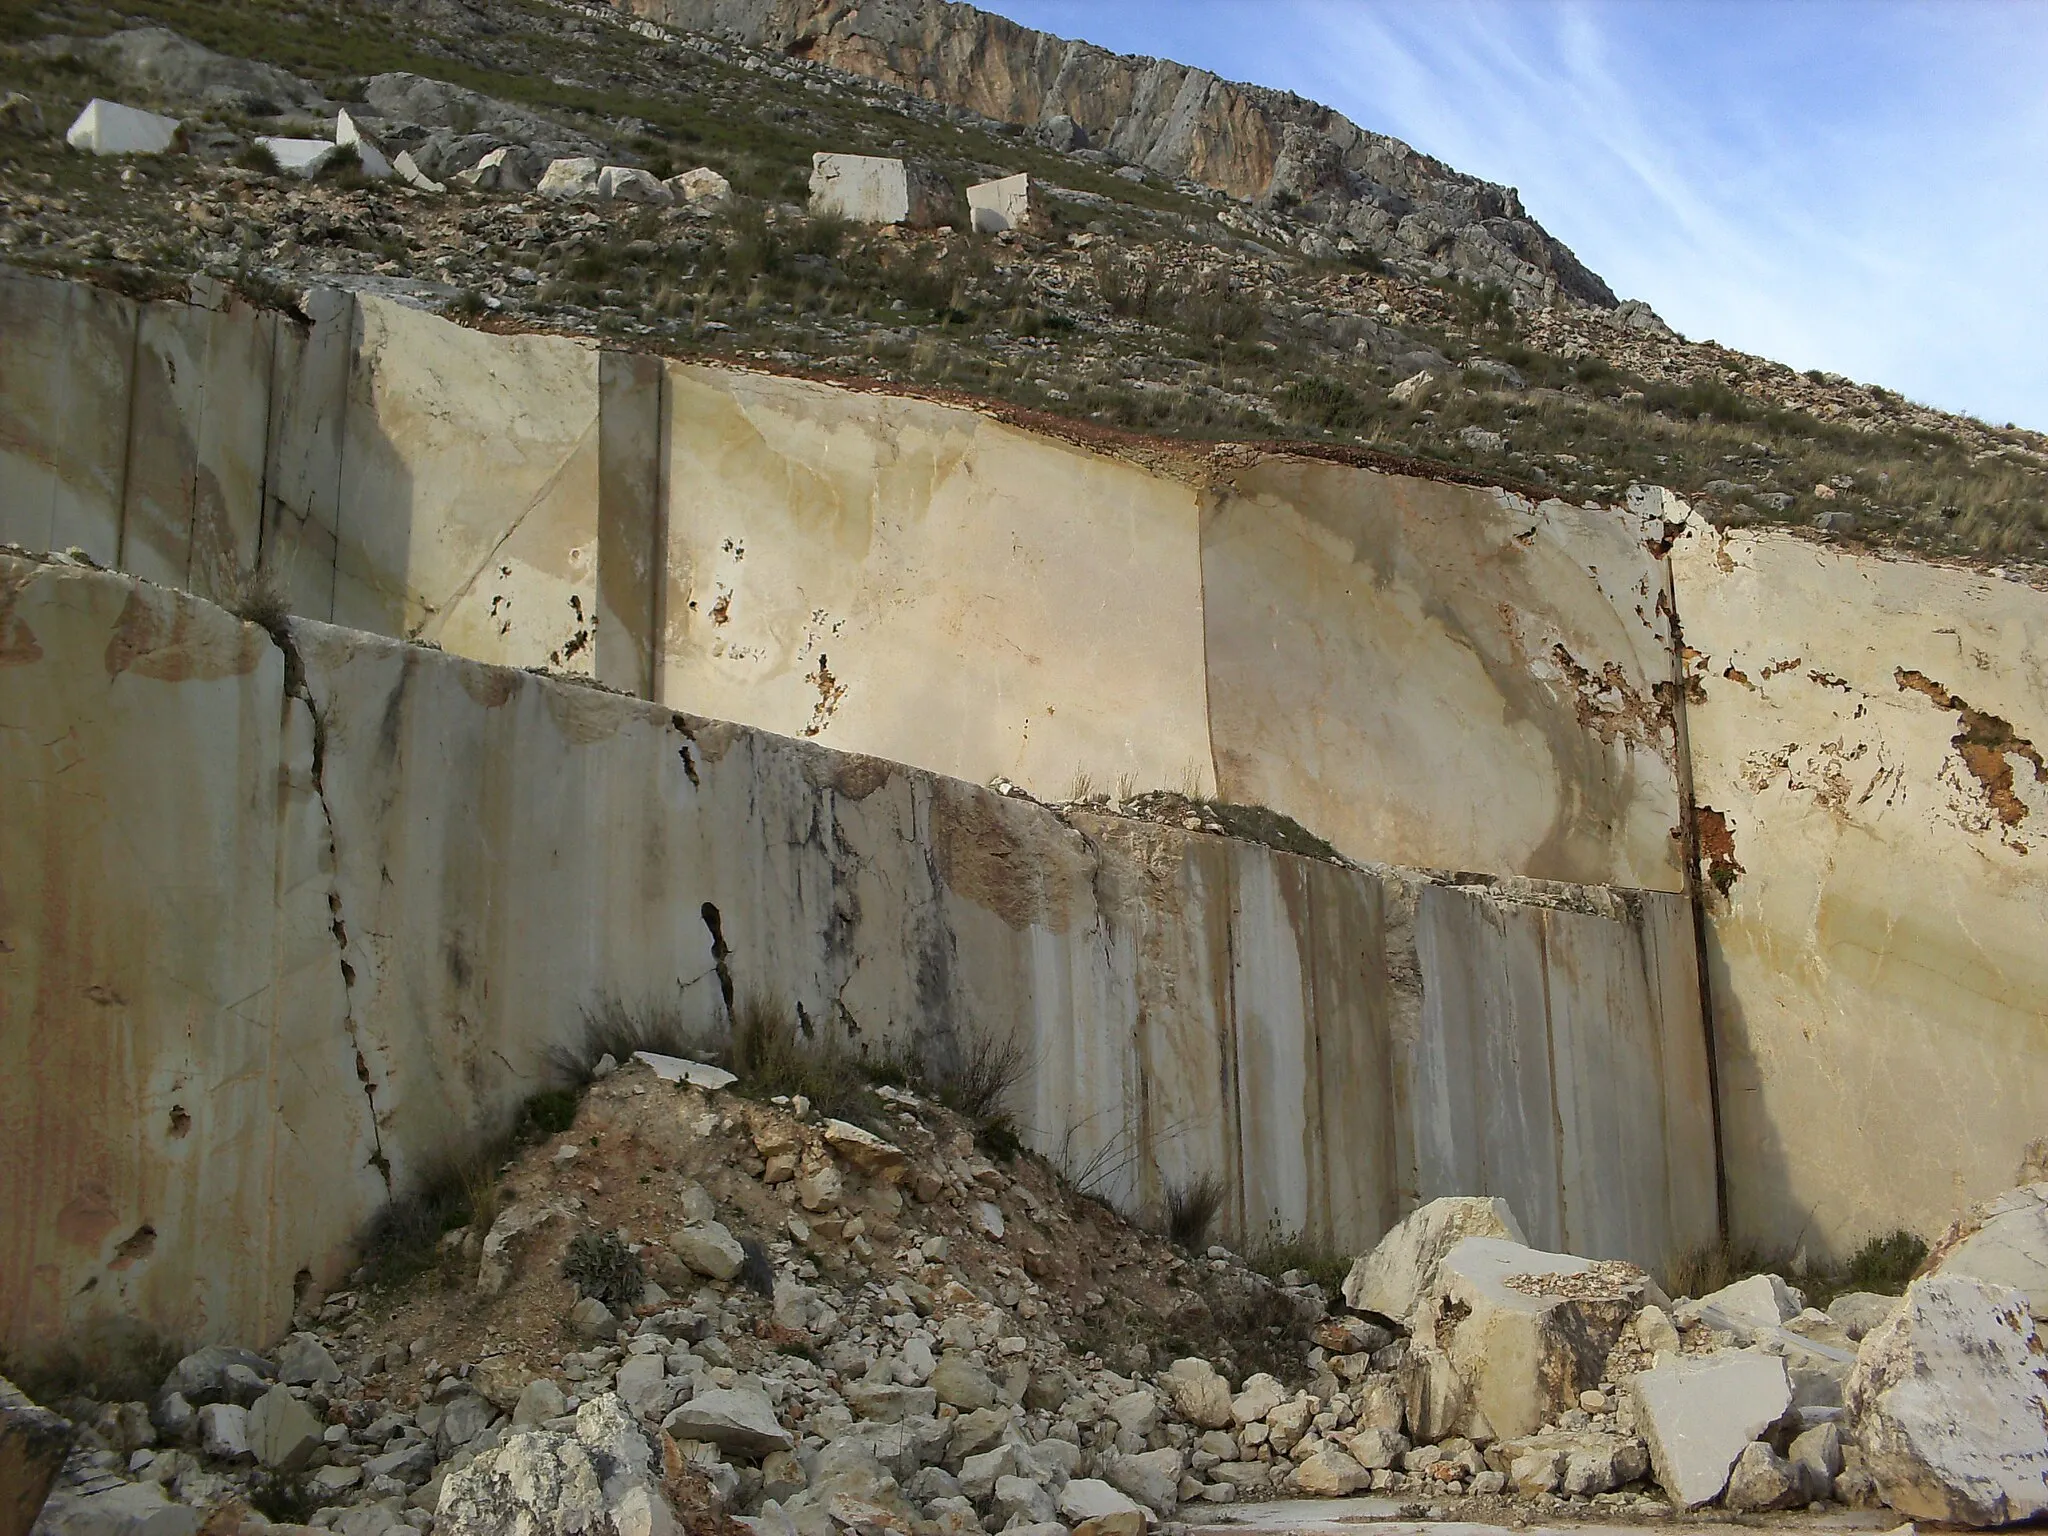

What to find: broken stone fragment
left=666, top=166, right=731, bottom=205
left=1923, top=1181, right=2048, bottom=1316
left=661, top=1382, right=793, bottom=1456
left=439, top=1393, right=677, bottom=1536
left=393, top=149, right=445, bottom=192
left=1723, top=1439, right=1802, bottom=1511
left=537, top=155, right=602, bottom=200
left=1624, top=1351, right=1791, bottom=1508
left=335, top=108, right=391, bottom=178
left=823, top=1119, right=909, bottom=1183
left=599, top=166, right=672, bottom=205
left=1160, top=1358, right=1232, bottom=1430
left=247, top=1383, right=323, bottom=1471
left=670, top=1220, right=745, bottom=1281
left=1, top=1373, right=73, bottom=1536
left=1341, top=1195, right=1526, bottom=1323
left=1678, top=1272, right=1802, bottom=1341
left=1846, top=1273, right=2048, bottom=1526
left=1291, top=1445, right=1370, bottom=1495
left=275, top=1330, right=341, bottom=1387
left=1420, top=1236, right=1649, bottom=1439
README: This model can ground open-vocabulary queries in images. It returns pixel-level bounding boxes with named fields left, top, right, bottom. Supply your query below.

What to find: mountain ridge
left=623, top=0, right=1623, bottom=311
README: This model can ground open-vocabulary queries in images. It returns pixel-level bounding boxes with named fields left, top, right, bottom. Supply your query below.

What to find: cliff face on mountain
left=623, top=0, right=1621, bottom=309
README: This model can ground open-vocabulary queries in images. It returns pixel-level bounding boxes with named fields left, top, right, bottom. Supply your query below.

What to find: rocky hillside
left=13, top=1047, right=2048, bottom=1535
left=627, top=0, right=1619, bottom=309
left=0, top=0, right=2043, bottom=573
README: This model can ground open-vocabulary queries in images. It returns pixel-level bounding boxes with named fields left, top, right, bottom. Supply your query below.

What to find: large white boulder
left=1342, top=1196, right=1525, bottom=1322
left=665, top=167, right=731, bottom=206
left=1846, top=1273, right=2048, bottom=1526
left=1925, top=1182, right=2048, bottom=1316
left=967, top=172, right=1032, bottom=234
left=1159, top=1358, right=1232, bottom=1430
left=455, top=146, right=531, bottom=193
left=808, top=152, right=953, bottom=227
left=1420, top=1236, right=1650, bottom=1439
left=660, top=1381, right=792, bottom=1456
left=1680, top=1273, right=1803, bottom=1340
left=393, top=149, right=445, bottom=192
left=439, top=1393, right=676, bottom=1536
left=599, top=166, right=672, bottom=205
left=537, top=155, right=601, bottom=200
left=66, top=98, right=179, bottom=155
left=1623, top=1352, right=1791, bottom=1509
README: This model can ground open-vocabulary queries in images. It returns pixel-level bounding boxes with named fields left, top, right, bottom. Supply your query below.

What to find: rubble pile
left=11, top=1058, right=2048, bottom=1535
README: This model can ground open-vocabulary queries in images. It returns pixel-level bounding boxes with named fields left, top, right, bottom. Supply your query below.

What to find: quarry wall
left=1671, top=525, right=2048, bottom=1261
left=0, top=553, right=1714, bottom=1358
left=4, top=264, right=2045, bottom=1338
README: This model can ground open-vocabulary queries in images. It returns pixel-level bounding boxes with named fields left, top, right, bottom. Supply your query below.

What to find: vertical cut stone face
left=334, top=296, right=601, bottom=672
left=1673, top=524, right=2048, bottom=1260
left=0, top=270, right=137, bottom=566
left=1201, top=460, right=1686, bottom=889
left=655, top=362, right=1217, bottom=805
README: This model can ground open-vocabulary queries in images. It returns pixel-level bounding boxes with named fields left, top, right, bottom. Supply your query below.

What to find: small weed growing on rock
left=219, top=560, right=292, bottom=645
left=358, top=1154, right=499, bottom=1291
left=730, top=997, right=870, bottom=1123
left=521, top=1087, right=581, bottom=1138
left=563, top=1230, right=643, bottom=1309
left=233, top=139, right=280, bottom=176
left=556, top=995, right=708, bottom=1085
left=0, top=1318, right=178, bottom=1406
left=1163, top=1171, right=1225, bottom=1251
left=1242, top=1226, right=1350, bottom=1297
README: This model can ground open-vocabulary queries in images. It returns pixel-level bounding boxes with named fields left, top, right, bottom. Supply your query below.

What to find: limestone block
left=1925, top=1182, right=2048, bottom=1315
left=600, top=165, right=672, bottom=204
left=454, top=145, right=532, bottom=192
left=634, top=1053, right=735, bottom=1091
left=1104, top=1447, right=1182, bottom=1512
left=1681, top=1273, right=1802, bottom=1340
left=670, top=1220, right=745, bottom=1280
left=1057, top=1478, right=1146, bottom=1526
left=822, top=1120, right=909, bottom=1183
left=967, top=172, right=1032, bottom=234
left=335, top=109, right=391, bottom=178
left=1673, top=525, right=2048, bottom=1259
left=30, top=1480, right=198, bottom=1535
left=393, top=150, right=444, bottom=192
left=248, top=1384, right=322, bottom=1471
left=1160, top=1360, right=1233, bottom=1430
left=1, top=1373, right=72, bottom=1536
left=198, top=1402, right=251, bottom=1461
left=1423, top=1236, right=1650, bottom=1439
left=538, top=156, right=603, bottom=199
left=929, top=1355, right=996, bottom=1413
left=440, top=1394, right=677, bottom=1536
left=1342, top=1195, right=1525, bottom=1322
left=1487, top=1430, right=1646, bottom=1496
left=660, top=1384, right=792, bottom=1456
left=809, top=152, right=954, bottom=226
left=1228, top=1374, right=1285, bottom=1427
left=257, top=136, right=338, bottom=177
left=1846, top=1274, right=2048, bottom=1525
left=613, top=1354, right=668, bottom=1419
left=1292, top=1446, right=1369, bottom=1495
left=1723, top=1440, right=1801, bottom=1512
left=667, top=166, right=731, bottom=205
left=1828, top=1292, right=1903, bottom=1341
left=66, top=98, right=179, bottom=154
left=1623, top=1352, right=1790, bottom=1509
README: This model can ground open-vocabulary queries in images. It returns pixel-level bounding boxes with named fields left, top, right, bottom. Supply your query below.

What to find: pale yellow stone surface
left=334, top=296, right=601, bottom=671
left=1203, top=460, right=1687, bottom=890
left=657, top=363, right=1217, bottom=801
left=1674, top=524, right=2048, bottom=1259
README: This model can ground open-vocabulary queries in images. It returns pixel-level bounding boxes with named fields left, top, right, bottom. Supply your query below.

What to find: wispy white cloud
left=989, top=1, right=2048, bottom=427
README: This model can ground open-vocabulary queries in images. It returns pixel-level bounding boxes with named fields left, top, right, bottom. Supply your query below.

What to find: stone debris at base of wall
left=63, top=97, right=180, bottom=155
left=13, top=1067, right=2045, bottom=1535
left=809, top=152, right=956, bottom=227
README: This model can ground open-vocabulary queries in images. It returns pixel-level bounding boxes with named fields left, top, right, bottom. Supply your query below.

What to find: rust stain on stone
left=930, top=780, right=1080, bottom=933
left=1549, top=643, right=1667, bottom=750
left=803, top=653, right=848, bottom=739
left=829, top=754, right=894, bottom=801
left=0, top=573, right=42, bottom=667
left=457, top=665, right=519, bottom=709
left=1695, top=806, right=1743, bottom=896
left=1896, top=668, right=2046, bottom=827
left=104, top=587, right=263, bottom=682
left=54, top=1182, right=120, bottom=1249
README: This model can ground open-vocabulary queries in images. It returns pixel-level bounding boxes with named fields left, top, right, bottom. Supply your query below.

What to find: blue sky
left=987, top=1, right=2048, bottom=431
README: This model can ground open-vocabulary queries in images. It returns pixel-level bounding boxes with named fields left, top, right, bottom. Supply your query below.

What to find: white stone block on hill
left=809, top=152, right=953, bottom=227
left=335, top=109, right=391, bottom=178
left=66, top=98, right=180, bottom=155
left=967, top=172, right=1032, bottom=234
left=394, top=149, right=445, bottom=192
left=600, top=165, right=672, bottom=204
left=538, top=155, right=602, bottom=200
left=1846, top=1273, right=2048, bottom=1526
left=258, top=136, right=338, bottom=178
left=1342, top=1195, right=1524, bottom=1322
left=1624, top=1351, right=1790, bottom=1508
left=667, top=166, right=731, bottom=205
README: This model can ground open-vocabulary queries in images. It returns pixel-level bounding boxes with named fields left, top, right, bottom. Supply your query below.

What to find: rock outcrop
left=628, top=0, right=1619, bottom=307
